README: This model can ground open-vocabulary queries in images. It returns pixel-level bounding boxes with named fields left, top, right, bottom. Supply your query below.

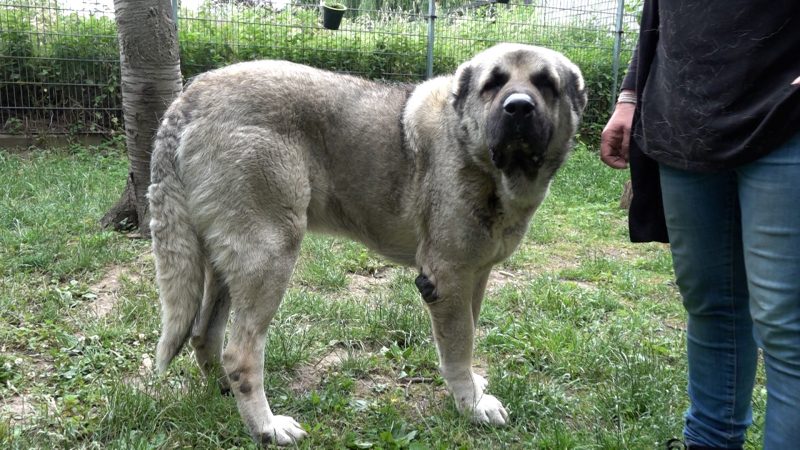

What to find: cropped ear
left=565, top=63, right=588, bottom=115
left=450, top=63, right=473, bottom=113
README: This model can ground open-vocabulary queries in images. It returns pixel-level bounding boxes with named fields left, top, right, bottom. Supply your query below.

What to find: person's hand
left=600, top=93, right=636, bottom=169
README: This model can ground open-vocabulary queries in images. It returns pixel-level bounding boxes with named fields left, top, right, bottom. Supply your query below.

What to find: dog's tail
left=149, top=101, right=204, bottom=374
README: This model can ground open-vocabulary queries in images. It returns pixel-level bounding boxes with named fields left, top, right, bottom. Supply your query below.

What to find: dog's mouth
left=489, top=136, right=549, bottom=177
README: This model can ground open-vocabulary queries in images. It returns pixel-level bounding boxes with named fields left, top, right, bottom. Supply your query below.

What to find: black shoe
left=664, top=438, right=742, bottom=450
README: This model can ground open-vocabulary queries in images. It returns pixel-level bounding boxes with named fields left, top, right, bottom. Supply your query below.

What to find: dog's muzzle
left=488, top=92, right=550, bottom=176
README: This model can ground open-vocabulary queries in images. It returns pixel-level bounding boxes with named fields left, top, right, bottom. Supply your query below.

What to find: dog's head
left=451, top=43, right=587, bottom=180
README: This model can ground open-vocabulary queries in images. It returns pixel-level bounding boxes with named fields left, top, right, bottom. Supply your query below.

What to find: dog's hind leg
left=191, top=264, right=232, bottom=393
left=188, top=127, right=311, bottom=445
left=216, top=225, right=307, bottom=445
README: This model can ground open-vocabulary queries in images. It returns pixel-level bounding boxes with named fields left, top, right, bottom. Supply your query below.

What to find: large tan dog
left=148, top=43, right=586, bottom=445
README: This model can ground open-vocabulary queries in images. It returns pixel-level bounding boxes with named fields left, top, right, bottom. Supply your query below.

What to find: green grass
left=0, top=142, right=766, bottom=449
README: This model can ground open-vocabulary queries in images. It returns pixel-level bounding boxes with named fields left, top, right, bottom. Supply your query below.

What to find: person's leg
left=737, top=132, right=800, bottom=450
left=659, top=165, right=758, bottom=449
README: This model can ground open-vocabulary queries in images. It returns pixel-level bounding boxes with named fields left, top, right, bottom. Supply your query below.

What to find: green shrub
left=1, top=5, right=121, bottom=133
left=1, top=0, right=633, bottom=135
left=1, top=7, right=41, bottom=111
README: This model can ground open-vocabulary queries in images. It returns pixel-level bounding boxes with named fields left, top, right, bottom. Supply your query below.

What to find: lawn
left=0, top=141, right=766, bottom=449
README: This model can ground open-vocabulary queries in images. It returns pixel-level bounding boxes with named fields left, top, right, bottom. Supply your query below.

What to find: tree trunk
left=101, top=0, right=182, bottom=236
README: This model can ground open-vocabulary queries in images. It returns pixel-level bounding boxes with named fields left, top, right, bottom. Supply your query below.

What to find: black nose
left=503, top=93, right=535, bottom=117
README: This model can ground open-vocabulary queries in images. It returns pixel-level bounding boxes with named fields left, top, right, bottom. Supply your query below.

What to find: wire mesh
left=1, top=0, right=120, bottom=134
left=0, top=0, right=638, bottom=135
left=177, top=2, right=429, bottom=80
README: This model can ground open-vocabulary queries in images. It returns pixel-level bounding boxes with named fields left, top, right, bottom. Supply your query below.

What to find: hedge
left=0, top=1, right=634, bottom=135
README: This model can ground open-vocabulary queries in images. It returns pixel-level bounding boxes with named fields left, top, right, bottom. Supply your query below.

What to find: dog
left=148, top=43, right=586, bottom=445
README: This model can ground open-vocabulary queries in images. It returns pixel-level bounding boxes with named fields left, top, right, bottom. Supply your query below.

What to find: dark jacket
left=620, top=0, right=800, bottom=243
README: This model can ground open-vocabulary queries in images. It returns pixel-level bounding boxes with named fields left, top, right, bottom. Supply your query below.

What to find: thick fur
left=149, top=43, right=586, bottom=445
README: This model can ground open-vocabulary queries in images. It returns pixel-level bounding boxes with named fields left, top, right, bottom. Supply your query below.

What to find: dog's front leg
left=470, top=269, right=492, bottom=393
left=417, top=266, right=508, bottom=425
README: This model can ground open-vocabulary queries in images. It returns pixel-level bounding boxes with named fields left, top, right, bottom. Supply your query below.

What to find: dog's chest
left=493, top=215, right=530, bottom=262
left=473, top=198, right=532, bottom=264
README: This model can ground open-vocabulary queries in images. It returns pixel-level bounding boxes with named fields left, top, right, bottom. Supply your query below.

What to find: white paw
left=471, top=394, right=509, bottom=426
left=472, top=372, right=489, bottom=391
left=255, top=415, right=307, bottom=446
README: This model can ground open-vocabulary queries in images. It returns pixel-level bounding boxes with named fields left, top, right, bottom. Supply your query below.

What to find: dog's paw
left=255, top=415, right=307, bottom=446
left=472, top=372, right=488, bottom=391
left=218, top=376, right=232, bottom=396
left=471, top=394, right=509, bottom=426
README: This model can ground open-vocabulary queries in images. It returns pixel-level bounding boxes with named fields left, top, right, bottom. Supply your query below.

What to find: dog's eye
left=531, top=73, right=558, bottom=97
left=482, top=71, right=509, bottom=94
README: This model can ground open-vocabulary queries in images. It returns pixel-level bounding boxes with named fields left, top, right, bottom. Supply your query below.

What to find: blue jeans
left=659, top=132, right=800, bottom=450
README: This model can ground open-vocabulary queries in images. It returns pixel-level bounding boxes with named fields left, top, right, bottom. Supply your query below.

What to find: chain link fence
left=1, top=0, right=638, bottom=136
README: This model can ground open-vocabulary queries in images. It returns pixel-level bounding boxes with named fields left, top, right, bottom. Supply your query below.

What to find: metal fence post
left=610, top=0, right=625, bottom=112
left=425, top=0, right=436, bottom=79
left=172, top=0, right=179, bottom=26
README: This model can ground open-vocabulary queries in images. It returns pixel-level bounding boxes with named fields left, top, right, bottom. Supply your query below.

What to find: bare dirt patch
left=346, top=267, right=398, bottom=302
left=83, top=252, right=150, bottom=320
left=595, top=244, right=641, bottom=261
left=290, top=347, right=357, bottom=393
left=0, top=351, right=56, bottom=426
left=486, top=269, right=522, bottom=294
left=353, top=372, right=395, bottom=398
left=1, top=394, right=33, bottom=425
left=0, top=392, right=56, bottom=427
left=85, top=265, right=129, bottom=319
left=572, top=280, right=599, bottom=291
